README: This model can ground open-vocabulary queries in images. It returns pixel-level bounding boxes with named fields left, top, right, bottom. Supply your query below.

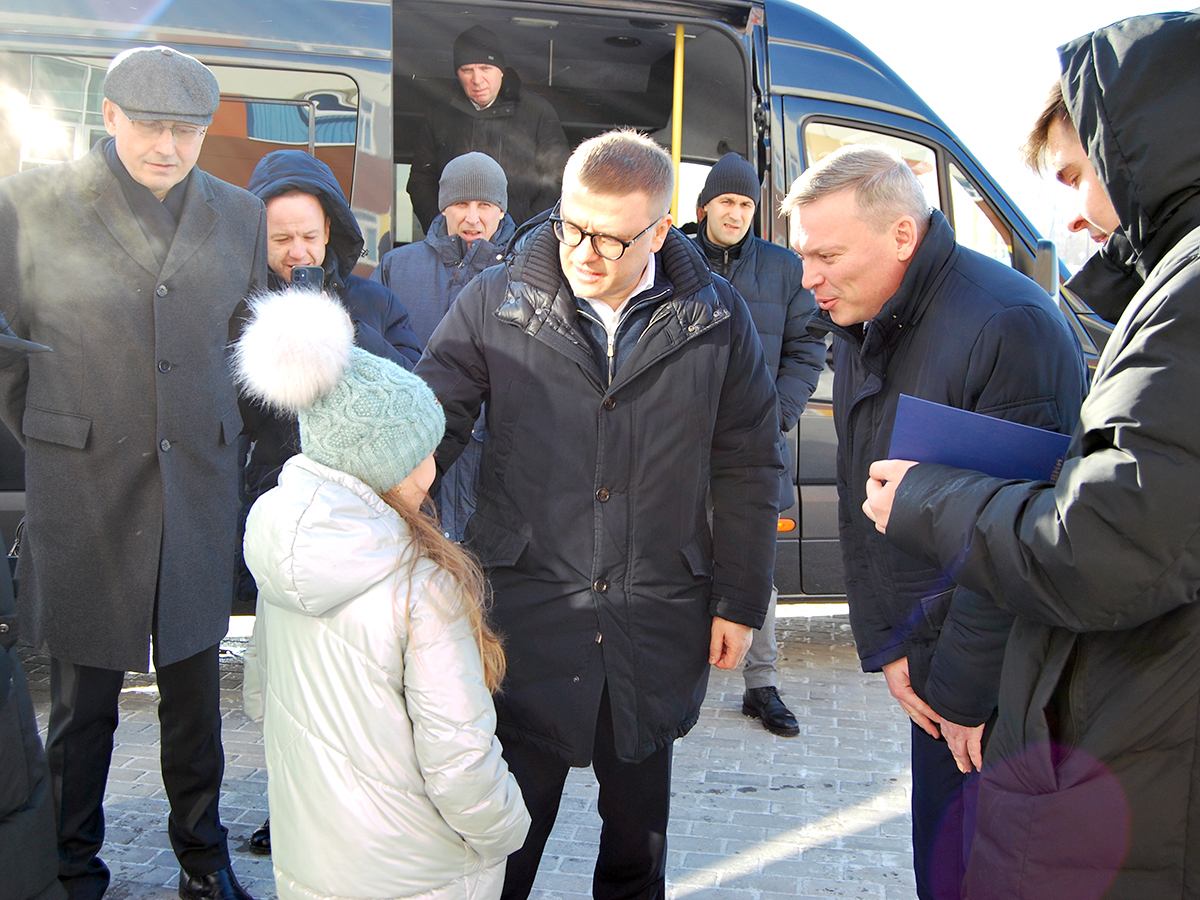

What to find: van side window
left=948, top=162, right=1013, bottom=265
left=800, top=120, right=1012, bottom=266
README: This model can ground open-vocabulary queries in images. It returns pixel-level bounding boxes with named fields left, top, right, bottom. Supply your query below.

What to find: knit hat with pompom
left=233, top=288, right=444, bottom=493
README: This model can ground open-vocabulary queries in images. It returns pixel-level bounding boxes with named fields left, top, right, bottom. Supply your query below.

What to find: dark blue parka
left=416, top=224, right=781, bottom=765
left=694, top=226, right=825, bottom=510
left=817, top=210, right=1087, bottom=727
left=372, top=212, right=515, bottom=346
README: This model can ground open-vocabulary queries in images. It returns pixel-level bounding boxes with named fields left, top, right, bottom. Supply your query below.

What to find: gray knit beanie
left=698, top=152, right=760, bottom=208
left=233, top=289, right=445, bottom=494
left=438, top=152, right=508, bottom=212
left=104, top=46, right=220, bottom=126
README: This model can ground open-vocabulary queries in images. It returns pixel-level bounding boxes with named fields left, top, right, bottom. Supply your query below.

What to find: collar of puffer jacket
left=247, top=454, right=411, bottom=618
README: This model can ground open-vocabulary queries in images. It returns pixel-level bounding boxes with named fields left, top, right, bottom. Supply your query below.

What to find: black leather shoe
left=248, top=817, right=270, bottom=855
left=178, top=867, right=256, bottom=900
left=742, top=686, right=800, bottom=737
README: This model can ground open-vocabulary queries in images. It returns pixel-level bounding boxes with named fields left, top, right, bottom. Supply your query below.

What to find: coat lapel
left=91, top=162, right=160, bottom=277
left=159, top=170, right=218, bottom=283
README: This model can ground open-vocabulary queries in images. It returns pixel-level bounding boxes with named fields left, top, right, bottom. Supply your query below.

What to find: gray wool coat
left=0, top=143, right=267, bottom=672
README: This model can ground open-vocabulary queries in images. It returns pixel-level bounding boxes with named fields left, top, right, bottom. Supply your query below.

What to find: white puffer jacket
left=242, top=454, right=529, bottom=900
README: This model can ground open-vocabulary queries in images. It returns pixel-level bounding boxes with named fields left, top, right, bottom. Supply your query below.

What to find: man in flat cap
left=407, top=23, right=569, bottom=231
left=0, top=45, right=266, bottom=900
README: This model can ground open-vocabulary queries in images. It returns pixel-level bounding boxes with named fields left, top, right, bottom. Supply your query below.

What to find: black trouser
left=910, top=721, right=980, bottom=900
left=46, top=644, right=229, bottom=900
left=500, top=686, right=671, bottom=900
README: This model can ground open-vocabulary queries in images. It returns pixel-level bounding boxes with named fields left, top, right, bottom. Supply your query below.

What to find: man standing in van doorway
left=0, top=47, right=266, bottom=900
left=692, top=151, right=825, bottom=738
left=783, top=145, right=1086, bottom=900
left=416, top=129, right=781, bottom=900
left=406, top=23, right=570, bottom=231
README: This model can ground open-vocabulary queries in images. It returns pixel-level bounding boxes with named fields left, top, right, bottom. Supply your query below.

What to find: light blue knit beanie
left=234, top=288, right=445, bottom=493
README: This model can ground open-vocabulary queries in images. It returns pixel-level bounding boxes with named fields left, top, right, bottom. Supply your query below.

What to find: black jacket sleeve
left=708, top=283, right=784, bottom=629
left=407, top=115, right=442, bottom=234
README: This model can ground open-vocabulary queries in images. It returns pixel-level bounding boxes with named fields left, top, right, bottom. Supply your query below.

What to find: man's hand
left=941, top=720, right=985, bottom=773
left=862, top=459, right=919, bottom=533
left=709, top=617, right=753, bottom=670
left=881, top=656, right=941, bottom=739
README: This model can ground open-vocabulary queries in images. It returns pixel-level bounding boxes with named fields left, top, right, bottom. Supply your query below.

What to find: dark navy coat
left=819, top=210, right=1086, bottom=726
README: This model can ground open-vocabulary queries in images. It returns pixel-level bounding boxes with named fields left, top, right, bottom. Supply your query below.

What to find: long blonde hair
left=380, top=486, right=506, bottom=692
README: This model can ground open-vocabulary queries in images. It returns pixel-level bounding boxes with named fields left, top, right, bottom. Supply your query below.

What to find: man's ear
left=649, top=214, right=674, bottom=252
left=894, top=215, right=920, bottom=262
left=101, top=98, right=119, bottom=137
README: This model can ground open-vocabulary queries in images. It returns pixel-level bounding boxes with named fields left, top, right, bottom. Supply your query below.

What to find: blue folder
left=888, top=394, right=1072, bottom=483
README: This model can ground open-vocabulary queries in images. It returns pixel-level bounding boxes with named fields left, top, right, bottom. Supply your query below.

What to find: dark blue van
left=0, top=0, right=1109, bottom=602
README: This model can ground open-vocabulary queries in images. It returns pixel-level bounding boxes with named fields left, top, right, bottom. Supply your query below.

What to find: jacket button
left=160, top=438, right=171, bottom=452
left=593, top=579, right=608, bottom=593
left=0, top=623, right=8, bottom=633
left=157, top=359, right=172, bottom=373
left=602, top=397, right=616, bottom=410
left=596, top=488, right=610, bottom=502
left=155, top=284, right=168, bottom=297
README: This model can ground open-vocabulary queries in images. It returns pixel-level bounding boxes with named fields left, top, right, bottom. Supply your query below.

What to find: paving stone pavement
left=21, top=612, right=917, bottom=900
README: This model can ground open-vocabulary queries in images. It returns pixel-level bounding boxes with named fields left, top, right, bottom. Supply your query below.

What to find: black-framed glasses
left=550, top=203, right=663, bottom=261
left=121, top=110, right=207, bottom=145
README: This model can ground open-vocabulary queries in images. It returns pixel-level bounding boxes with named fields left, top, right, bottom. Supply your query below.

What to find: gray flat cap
left=104, top=46, right=219, bottom=126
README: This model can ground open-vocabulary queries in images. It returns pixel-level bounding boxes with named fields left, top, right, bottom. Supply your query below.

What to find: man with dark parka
left=864, top=13, right=1200, bottom=899
left=407, top=24, right=570, bottom=231
left=0, top=47, right=266, bottom=900
left=692, top=151, right=825, bottom=737
left=785, top=145, right=1086, bottom=899
left=374, top=151, right=514, bottom=541
left=416, top=129, right=781, bottom=900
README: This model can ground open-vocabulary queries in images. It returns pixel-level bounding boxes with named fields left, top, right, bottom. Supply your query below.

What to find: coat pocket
left=219, top=407, right=244, bottom=446
left=681, top=534, right=713, bottom=579
left=21, top=406, right=90, bottom=449
left=465, top=505, right=530, bottom=569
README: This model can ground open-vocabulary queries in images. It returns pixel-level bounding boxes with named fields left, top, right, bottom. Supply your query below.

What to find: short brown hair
left=564, top=128, right=674, bottom=217
left=1022, top=80, right=1073, bottom=174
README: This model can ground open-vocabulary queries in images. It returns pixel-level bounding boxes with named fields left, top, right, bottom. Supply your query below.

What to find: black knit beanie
left=698, top=152, right=760, bottom=208
left=453, top=25, right=507, bottom=72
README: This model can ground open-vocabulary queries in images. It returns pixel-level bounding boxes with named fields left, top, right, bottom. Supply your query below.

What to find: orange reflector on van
left=777, top=517, right=797, bottom=533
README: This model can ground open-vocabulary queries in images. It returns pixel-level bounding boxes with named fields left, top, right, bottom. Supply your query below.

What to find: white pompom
left=233, top=287, right=354, bottom=413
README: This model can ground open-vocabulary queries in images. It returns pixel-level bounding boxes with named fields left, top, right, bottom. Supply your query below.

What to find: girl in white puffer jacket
left=235, top=288, right=529, bottom=900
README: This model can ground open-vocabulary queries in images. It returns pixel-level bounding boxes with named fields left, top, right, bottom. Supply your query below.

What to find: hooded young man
left=407, top=24, right=570, bottom=230
left=863, top=13, right=1200, bottom=898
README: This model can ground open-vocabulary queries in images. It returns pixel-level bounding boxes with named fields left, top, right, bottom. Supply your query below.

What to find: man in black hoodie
left=407, top=24, right=570, bottom=230
left=864, top=13, right=1200, bottom=899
